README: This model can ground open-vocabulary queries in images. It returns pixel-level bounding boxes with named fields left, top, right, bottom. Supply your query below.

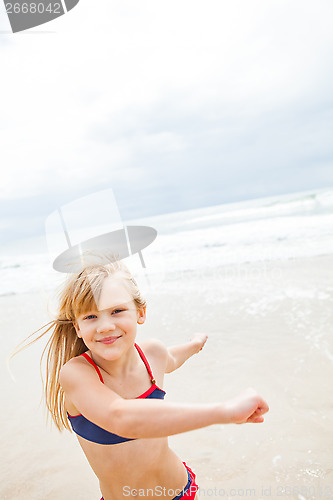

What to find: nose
left=96, top=315, right=116, bottom=334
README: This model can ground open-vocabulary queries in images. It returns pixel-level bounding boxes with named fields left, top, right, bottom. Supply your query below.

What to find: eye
left=112, top=309, right=124, bottom=314
left=83, top=314, right=97, bottom=320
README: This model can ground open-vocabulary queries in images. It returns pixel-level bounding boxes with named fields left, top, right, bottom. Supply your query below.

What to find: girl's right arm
left=60, top=360, right=269, bottom=439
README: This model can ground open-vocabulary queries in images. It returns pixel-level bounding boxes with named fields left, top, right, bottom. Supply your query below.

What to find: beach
left=2, top=253, right=333, bottom=500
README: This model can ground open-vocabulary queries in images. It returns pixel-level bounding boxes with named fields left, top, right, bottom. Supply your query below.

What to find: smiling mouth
left=98, top=336, right=121, bottom=344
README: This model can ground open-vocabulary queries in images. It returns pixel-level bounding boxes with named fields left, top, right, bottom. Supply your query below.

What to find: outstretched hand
left=190, top=333, right=208, bottom=353
left=225, top=387, right=269, bottom=424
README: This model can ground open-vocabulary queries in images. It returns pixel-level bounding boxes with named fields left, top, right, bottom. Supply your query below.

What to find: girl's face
left=74, top=275, right=145, bottom=359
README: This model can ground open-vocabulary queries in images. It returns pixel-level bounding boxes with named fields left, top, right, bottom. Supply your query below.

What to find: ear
left=137, top=306, right=146, bottom=325
left=73, top=322, right=82, bottom=338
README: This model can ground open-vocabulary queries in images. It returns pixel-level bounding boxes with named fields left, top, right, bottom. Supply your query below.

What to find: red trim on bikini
left=137, top=384, right=158, bottom=399
left=81, top=352, right=104, bottom=382
left=67, top=411, right=81, bottom=418
left=134, top=343, right=155, bottom=383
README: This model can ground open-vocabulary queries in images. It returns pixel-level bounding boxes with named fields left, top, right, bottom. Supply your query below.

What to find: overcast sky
left=1, top=0, right=333, bottom=243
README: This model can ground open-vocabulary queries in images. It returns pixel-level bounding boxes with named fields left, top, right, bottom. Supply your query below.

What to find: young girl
left=24, top=260, right=269, bottom=500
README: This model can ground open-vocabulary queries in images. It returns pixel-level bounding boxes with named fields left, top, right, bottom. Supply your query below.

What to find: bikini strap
left=81, top=352, right=104, bottom=383
left=134, top=343, right=156, bottom=384
left=80, top=347, right=155, bottom=385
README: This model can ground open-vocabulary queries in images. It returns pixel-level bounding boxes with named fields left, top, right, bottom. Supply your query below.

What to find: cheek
left=121, top=317, right=137, bottom=330
left=75, top=322, right=90, bottom=337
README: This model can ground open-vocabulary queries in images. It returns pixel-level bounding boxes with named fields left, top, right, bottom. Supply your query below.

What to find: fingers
left=260, top=401, right=270, bottom=415
left=246, top=408, right=265, bottom=423
left=249, top=400, right=269, bottom=423
left=191, top=333, right=208, bottom=352
left=247, top=388, right=270, bottom=416
left=251, top=416, right=264, bottom=423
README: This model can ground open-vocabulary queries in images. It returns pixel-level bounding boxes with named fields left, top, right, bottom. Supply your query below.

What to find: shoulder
left=137, top=339, right=168, bottom=368
left=139, top=338, right=168, bottom=357
left=59, top=353, right=93, bottom=389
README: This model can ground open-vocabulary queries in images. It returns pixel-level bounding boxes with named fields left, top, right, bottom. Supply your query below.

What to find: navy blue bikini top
left=67, top=343, right=166, bottom=445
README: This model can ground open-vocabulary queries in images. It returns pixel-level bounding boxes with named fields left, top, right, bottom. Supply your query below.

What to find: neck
left=90, top=343, right=138, bottom=379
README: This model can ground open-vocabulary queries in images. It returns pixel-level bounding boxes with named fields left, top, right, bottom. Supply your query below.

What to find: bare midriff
left=76, top=435, right=189, bottom=500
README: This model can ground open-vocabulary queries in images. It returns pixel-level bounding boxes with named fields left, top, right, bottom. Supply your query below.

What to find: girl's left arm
left=165, top=333, right=208, bottom=373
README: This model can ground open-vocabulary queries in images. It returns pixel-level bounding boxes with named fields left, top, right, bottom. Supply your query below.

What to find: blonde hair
left=14, top=261, right=146, bottom=432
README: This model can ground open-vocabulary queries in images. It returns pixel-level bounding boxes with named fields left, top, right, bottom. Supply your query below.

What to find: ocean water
left=1, top=188, right=333, bottom=297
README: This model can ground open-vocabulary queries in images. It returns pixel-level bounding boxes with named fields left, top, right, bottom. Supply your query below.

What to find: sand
left=1, top=255, right=333, bottom=499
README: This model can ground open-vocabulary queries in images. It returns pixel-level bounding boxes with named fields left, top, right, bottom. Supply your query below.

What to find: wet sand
left=1, top=255, right=333, bottom=499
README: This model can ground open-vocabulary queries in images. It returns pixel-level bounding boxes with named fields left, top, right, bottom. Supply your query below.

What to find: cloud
left=0, top=0, right=333, bottom=243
